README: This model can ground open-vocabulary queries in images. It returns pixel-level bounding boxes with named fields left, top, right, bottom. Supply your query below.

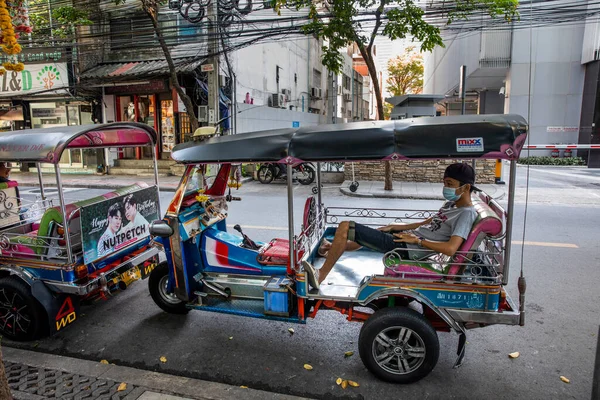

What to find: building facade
left=423, top=6, right=596, bottom=164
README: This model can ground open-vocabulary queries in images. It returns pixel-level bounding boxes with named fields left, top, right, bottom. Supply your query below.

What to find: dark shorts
left=347, top=222, right=408, bottom=258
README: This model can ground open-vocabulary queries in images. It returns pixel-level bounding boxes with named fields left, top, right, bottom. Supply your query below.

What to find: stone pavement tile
left=136, top=392, right=194, bottom=400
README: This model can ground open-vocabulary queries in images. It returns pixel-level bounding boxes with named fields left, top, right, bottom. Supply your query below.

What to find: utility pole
left=329, top=71, right=337, bottom=124
left=207, top=0, right=220, bottom=129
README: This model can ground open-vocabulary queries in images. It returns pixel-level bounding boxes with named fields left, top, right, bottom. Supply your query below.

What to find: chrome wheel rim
left=372, top=326, right=426, bottom=375
left=0, top=288, right=32, bottom=337
left=158, top=275, right=181, bottom=305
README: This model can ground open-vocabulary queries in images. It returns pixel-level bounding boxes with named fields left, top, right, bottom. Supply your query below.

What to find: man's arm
left=379, top=218, right=432, bottom=233
left=394, top=233, right=464, bottom=257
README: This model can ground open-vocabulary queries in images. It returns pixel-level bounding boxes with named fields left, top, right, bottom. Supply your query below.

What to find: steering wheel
left=302, top=196, right=317, bottom=237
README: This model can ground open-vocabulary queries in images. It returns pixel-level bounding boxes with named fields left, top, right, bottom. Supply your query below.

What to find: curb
left=3, top=347, right=311, bottom=400
left=516, top=164, right=587, bottom=168
left=339, top=186, right=446, bottom=200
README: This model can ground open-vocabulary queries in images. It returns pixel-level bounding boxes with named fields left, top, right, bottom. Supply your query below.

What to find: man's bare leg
left=318, top=221, right=356, bottom=284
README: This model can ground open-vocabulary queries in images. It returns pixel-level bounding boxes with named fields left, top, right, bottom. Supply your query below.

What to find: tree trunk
left=357, top=43, right=393, bottom=190
left=144, top=7, right=199, bottom=133
left=0, top=346, right=12, bottom=400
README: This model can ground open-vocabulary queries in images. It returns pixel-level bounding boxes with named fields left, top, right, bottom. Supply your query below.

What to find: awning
left=80, top=58, right=205, bottom=82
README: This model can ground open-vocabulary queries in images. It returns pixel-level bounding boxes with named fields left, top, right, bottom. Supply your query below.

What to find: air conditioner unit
left=343, top=93, right=351, bottom=102
left=272, top=93, right=285, bottom=108
left=198, top=105, right=208, bottom=122
left=311, top=87, right=321, bottom=98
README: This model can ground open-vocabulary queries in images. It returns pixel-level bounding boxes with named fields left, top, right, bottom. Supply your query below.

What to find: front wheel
left=149, top=262, right=189, bottom=314
left=257, top=165, right=275, bottom=184
left=358, top=307, right=439, bottom=384
left=0, top=277, right=46, bottom=341
left=296, top=164, right=315, bottom=185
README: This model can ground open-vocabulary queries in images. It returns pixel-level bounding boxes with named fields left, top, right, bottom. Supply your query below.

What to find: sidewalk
left=339, top=180, right=507, bottom=200
left=3, top=347, right=310, bottom=400
left=10, top=172, right=507, bottom=200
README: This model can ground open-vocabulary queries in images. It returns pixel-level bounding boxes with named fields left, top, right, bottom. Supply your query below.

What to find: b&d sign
left=0, top=63, right=69, bottom=97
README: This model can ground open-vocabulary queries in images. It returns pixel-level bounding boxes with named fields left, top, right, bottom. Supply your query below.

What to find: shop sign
left=104, top=80, right=167, bottom=95
left=201, top=64, right=214, bottom=72
left=0, top=48, right=66, bottom=64
left=547, top=126, right=579, bottom=133
left=0, top=63, right=69, bottom=97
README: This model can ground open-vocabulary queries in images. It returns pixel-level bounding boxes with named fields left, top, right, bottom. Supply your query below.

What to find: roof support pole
left=287, top=164, right=295, bottom=271
left=55, top=164, right=73, bottom=264
left=502, top=160, right=517, bottom=285
left=36, top=163, right=45, bottom=200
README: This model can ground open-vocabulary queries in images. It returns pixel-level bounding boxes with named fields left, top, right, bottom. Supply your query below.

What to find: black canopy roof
left=172, top=114, right=528, bottom=164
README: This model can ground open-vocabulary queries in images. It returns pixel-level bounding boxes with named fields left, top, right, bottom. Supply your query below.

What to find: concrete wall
left=235, top=103, right=324, bottom=133
left=506, top=24, right=586, bottom=148
left=479, top=90, right=504, bottom=114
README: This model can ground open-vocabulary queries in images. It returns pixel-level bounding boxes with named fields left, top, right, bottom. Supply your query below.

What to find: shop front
left=0, top=48, right=101, bottom=173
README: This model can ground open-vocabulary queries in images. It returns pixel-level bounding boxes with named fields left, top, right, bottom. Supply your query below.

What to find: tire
left=349, top=183, right=358, bottom=193
left=358, top=307, right=439, bottom=384
left=149, top=262, right=189, bottom=314
left=0, top=277, right=46, bottom=341
left=257, top=165, right=275, bottom=184
left=296, top=164, right=315, bottom=185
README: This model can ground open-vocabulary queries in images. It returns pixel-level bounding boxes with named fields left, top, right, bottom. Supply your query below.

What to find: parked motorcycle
left=257, top=163, right=315, bottom=185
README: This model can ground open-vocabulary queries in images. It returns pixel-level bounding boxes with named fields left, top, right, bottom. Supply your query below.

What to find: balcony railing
left=479, top=30, right=512, bottom=68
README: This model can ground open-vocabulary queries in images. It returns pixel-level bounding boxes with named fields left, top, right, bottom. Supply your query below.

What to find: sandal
left=302, top=261, right=320, bottom=290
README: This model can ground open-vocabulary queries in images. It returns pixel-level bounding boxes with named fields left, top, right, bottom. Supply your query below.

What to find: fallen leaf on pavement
left=240, top=385, right=248, bottom=389
left=288, top=328, right=294, bottom=335
left=117, top=383, right=127, bottom=391
left=348, top=380, right=360, bottom=387
left=341, top=380, right=348, bottom=389
left=303, top=364, right=313, bottom=370
left=160, top=356, right=167, bottom=363
left=100, top=360, right=109, bottom=364
left=344, top=351, right=354, bottom=358
left=336, top=377, right=343, bottom=385
left=508, top=352, right=520, bottom=359
left=229, top=336, right=233, bottom=340
left=560, top=376, right=570, bottom=384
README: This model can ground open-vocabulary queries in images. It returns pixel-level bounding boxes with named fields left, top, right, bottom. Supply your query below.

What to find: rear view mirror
left=150, top=220, right=173, bottom=238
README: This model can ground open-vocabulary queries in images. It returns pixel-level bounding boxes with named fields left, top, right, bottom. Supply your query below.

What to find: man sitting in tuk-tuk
left=0, top=162, right=12, bottom=183
left=303, top=163, right=479, bottom=290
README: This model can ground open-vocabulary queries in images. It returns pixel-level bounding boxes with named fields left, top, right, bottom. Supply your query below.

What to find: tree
left=387, top=46, right=423, bottom=96
left=275, top=0, right=517, bottom=189
left=114, top=0, right=199, bottom=132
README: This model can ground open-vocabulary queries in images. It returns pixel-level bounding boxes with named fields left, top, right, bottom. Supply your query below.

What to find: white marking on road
left=227, top=224, right=287, bottom=231
left=234, top=225, right=580, bottom=248
left=530, top=168, right=600, bottom=182
left=511, top=241, right=578, bottom=248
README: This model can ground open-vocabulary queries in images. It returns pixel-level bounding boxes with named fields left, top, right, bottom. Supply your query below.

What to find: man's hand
left=393, top=232, right=419, bottom=245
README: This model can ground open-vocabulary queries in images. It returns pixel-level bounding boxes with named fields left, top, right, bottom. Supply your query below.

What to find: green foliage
left=518, top=156, right=585, bottom=166
left=28, top=1, right=93, bottom=41
left=386, top=46, right=424, bottom=96
left=273, top=0, right=518, bottom=74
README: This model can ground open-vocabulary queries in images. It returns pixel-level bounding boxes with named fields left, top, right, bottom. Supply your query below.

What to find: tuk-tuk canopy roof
left=0, top=123, right=157, bottom=164
left=172, top=114, right=528, bottom=164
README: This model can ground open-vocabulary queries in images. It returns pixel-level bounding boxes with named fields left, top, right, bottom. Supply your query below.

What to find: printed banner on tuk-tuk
left=80, top=187, right=160, bottom=265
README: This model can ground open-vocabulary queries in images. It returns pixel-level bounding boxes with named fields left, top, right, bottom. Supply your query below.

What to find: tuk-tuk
left=148, top=114, right=528, bottom=383
left=0, top=123, right=161, bottom=341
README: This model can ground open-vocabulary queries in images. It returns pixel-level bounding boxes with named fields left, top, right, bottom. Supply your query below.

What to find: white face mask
left=443, top=185, right=465, bottom=201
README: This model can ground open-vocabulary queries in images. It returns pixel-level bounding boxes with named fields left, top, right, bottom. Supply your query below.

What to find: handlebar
left=226, top=195, right=242, bottom=202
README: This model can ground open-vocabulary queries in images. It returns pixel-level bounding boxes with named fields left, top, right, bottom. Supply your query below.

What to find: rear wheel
left=257, top=165, right=275, bottom=184
left=296, top=164, right=315, bottom=185
left=149, top=262, right=189, bottom=314
left=0, top=277, right=45, bottom=341
left=359, top=307, right=439, bottom=384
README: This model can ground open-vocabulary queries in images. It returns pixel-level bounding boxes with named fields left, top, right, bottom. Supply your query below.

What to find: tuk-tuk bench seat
left=384, top=194, right=503, bottom=279
left=257, top=238, right=290, bottom=265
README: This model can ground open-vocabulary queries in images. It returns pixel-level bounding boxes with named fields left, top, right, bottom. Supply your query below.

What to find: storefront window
left=30, top=102, right=67, bottom=129
left=161, top=100, right=175, bottom=153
